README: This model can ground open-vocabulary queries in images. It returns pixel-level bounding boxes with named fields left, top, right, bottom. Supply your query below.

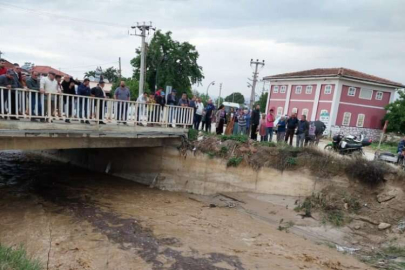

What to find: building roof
left=1, top=59, right=15, bottom=69
left=31, top=66, right=70, bottom=77
left=264, top=68, right=405, bottom=88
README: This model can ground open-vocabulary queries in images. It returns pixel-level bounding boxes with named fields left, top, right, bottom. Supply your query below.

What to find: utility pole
left=249, top=59, right=265, bottom=110
left=118, top=57, right=122, bottom=80
left=130, top=22, right=155, bottom=96
left=217, top=83, right=222, bottom=108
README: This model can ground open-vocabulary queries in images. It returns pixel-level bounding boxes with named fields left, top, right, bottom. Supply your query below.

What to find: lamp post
left=206, top=81, right=215, bottom=97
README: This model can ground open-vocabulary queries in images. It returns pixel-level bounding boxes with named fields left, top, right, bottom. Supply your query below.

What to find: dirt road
left=0, top=152, right=371, bottom=269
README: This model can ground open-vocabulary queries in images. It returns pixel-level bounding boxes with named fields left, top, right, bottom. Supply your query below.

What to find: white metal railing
left=0, top=87, right=194, bottom=127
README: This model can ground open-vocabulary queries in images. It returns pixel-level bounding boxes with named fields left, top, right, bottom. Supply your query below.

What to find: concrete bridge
left=0, top=87, right=193, bottom=151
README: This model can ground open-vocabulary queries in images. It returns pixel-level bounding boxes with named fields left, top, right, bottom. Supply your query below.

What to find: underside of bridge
left=0, top=120, right=187, bottom=151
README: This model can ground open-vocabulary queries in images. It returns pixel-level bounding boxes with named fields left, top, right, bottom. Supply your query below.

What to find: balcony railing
left=0, top=87, right=194, bottom=127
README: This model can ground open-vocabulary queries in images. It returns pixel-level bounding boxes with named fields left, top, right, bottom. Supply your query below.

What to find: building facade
left=264, top=68, right=404, bottom=140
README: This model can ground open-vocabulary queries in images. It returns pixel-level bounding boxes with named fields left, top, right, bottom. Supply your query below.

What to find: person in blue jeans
left=296, top=115, right=309, bottom=147
left=26, top=71, right=42, bottom=120
left=78, top=78, right=91, bottom=124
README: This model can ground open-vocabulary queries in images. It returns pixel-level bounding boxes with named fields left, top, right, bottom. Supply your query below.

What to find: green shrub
left=345, top=157, right=388, bottom=186
left=219, top=146, right=229, bottom=157
left=0, top=244, right=42, bottom=270
left=227, top=156, right=243, bottom=167
left=188, top=129, right=198, bottom=141
left=258, top=141, right=276, bottom=148
left=207, top=152, right=216, bottom=159
left=325, top=210, right=345, bottom=227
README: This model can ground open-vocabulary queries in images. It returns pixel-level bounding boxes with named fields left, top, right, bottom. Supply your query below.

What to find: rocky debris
left=355, top=216, right=379, bottom=225
left=377, top=188, right=398, bottom=203
left=378, top=223, right=391, bottom=230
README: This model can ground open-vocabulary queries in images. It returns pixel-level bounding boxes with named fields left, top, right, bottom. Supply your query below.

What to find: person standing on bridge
left=77, top=78, right=91, bottom=124
left=285, top=113, right=298, bottom=146
left=91, top=80, right=106, bottom=125
left=250, top=105, right=261, bottom=141
left=167, top=89, right=177, bottom=125
left=61, top=76, right=79, bottom=123
left=114, top=81, right=130, bottom=124
left=204, top=99, right=215, bottom=133
left=26, top=71, right=41, bottom=121
left=0, top=70, right=14, bottom=118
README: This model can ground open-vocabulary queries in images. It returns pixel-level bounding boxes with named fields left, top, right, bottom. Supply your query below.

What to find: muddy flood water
left=0, top=151, right=372, bottom=270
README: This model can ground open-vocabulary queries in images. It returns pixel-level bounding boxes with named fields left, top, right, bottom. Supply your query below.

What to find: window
left=302, top=108, right=309, bottom=117
left=273, top=86, right=279, bottom=93
left=359, top=89, right=373, bottom=100
left=277, top=107, right=283, bottom=116
left=295, top=86, right=302, bottom=94
left=356, top=114, right=365, bottom=127
left=348, top=87, right=356, bottom=97
left=280, top=86, right=287, bottom=93
left=375, top=91, right=383, bottom=100
left=292, top=108, right=298, bottom=114
left=324, top=85, right=332, bottom=94
left=305, top=86, right=313, bottom=94
left=342, top=112, right=351, bottom=126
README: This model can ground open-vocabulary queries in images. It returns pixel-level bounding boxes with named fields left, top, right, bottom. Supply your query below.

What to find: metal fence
left=0, top=87, right=194, bottom=127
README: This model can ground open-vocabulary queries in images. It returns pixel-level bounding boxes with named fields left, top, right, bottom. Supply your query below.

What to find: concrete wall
left=37, top=147, right=346, bottom=197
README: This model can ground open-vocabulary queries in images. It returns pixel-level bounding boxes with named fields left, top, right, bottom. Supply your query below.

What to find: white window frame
left=359, top=88, right=373, bottom=100
left=375, top=91, right=383, bottom=100
left=324, top=85, right=332, bottom=95
left=356, top=114, right=365, bottom=127
left=342, top=112, right=351, bottom=126
left=305, top=86, right=313, bottom=94
left=348, top=87, right=356, bottom=97
left=302, top=108, right=309, bottom=117
left=292, top=107, right=298, bottom=114
left=273, top=86, right=279, bottom=93
left=280, top=86, right=287, bottom=93
left=277, top=107, right=283, bottom=116
left=295, top=86, right=302, bottom=94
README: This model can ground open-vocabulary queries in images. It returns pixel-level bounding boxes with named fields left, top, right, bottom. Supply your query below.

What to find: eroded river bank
left=0, top=151, right=371, bottom=269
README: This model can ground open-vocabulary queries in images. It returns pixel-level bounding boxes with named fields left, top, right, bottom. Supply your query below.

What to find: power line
left=0, top=2, right=128, bottom=28
left=60, top=61, right=118, bottom=70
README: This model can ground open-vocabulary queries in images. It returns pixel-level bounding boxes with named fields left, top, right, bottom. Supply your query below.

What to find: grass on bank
left=0, top=244, right=42, bottom=270
left=369, top=142, right=398, bottom=155
left=361, top=245, right=405, bottom=270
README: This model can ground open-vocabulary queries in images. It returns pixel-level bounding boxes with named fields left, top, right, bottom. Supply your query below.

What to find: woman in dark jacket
left=215, top=105, right=226, bottom=135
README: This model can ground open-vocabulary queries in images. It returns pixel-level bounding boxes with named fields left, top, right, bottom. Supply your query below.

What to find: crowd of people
left=188, top=100, right=327, bottom=147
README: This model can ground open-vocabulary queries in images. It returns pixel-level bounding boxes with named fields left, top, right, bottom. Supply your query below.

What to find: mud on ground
left=0, top=152, right=371, bottom=270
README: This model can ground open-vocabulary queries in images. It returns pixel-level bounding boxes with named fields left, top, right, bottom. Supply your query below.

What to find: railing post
left=0, top=88, right=4, bottom=116
left=96, top=98, right=100, bottom=127
left=47, top=93, right=51, bottom=122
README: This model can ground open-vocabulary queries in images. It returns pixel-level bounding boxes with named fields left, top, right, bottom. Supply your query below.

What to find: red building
left=264, top=68, right=404, bottom=139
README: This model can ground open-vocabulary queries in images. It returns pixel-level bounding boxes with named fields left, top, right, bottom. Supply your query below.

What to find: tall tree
left=254, top=92, right=268, bottom=113
left=131, top=30, right=204, bottom=96
left=225, top=92, right=245, bottom=104
left=84, top=67, right=119, bottom=83
left=383, top=90, right=405, bottom=134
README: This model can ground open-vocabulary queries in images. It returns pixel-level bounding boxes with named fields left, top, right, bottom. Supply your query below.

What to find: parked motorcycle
left=324, top=134, right=372, bottom=155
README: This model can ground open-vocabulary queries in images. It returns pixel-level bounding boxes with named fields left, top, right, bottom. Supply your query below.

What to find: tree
left=131, top=30, right=204, bottom=96
left=84, top=66, right=119, bottom=83
left=225, top=92, right=245, bottom=104
left=383, top=90, right=405, bottom=134
left=84, top=71, right=96, bottom=78
left=103, top=67, right=119, bottom=83
left=254, top=92, right=268, bottom=113
left=111, top=77, right=149, bottom=101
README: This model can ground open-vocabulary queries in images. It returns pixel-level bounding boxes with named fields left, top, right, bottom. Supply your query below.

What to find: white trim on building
left=339, top=102, right=385, bottom=110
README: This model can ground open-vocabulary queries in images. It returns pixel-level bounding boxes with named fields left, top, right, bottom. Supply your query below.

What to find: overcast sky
left=1, top=0, right=404, bottom=99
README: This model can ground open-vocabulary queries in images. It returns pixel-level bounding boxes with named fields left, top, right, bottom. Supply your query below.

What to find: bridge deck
left=0, top=119, right=187, bottom=150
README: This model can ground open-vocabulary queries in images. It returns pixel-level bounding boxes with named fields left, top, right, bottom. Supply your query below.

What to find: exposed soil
left=0, top=151, right=372, bottom=270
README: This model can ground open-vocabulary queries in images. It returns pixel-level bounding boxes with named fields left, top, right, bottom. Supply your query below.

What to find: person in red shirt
left=0, top=60, right=7, bottom=75
left=266, top=108, right=275, bottom=142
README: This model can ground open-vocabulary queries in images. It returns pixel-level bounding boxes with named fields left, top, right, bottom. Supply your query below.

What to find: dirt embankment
left=0, top=151, right=371, bottom=270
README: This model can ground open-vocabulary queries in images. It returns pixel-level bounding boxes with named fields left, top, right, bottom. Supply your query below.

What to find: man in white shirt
left=194, top=97, right=204, bottom=129
left=136, top=92, right=148, bottom=124
left=40, top=71, right=59, bottom=118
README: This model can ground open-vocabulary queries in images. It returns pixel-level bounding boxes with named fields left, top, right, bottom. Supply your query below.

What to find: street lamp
left=206, top=81, right=215, bottom=96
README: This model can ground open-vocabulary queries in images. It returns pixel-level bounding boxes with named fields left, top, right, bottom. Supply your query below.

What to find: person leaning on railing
left=114, top=81, right=130, bottom=125
left=26, top=71, right=41, bottom=121
left=90, top=80, right=106, bottom=125
left=61, top=76, right=79, bottom=123
left=40, top=71, right=59, bottom=121
left=0, top=70, right=15, bottom=118
left=77, top=78, right=91, bottom=124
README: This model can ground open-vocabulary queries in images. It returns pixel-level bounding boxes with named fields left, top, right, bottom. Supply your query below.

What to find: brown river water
left=0, top=151, right=371, bottom=270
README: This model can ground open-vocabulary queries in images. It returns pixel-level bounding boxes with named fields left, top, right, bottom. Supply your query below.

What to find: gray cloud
left=0, top=0, right=403, bottom=99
